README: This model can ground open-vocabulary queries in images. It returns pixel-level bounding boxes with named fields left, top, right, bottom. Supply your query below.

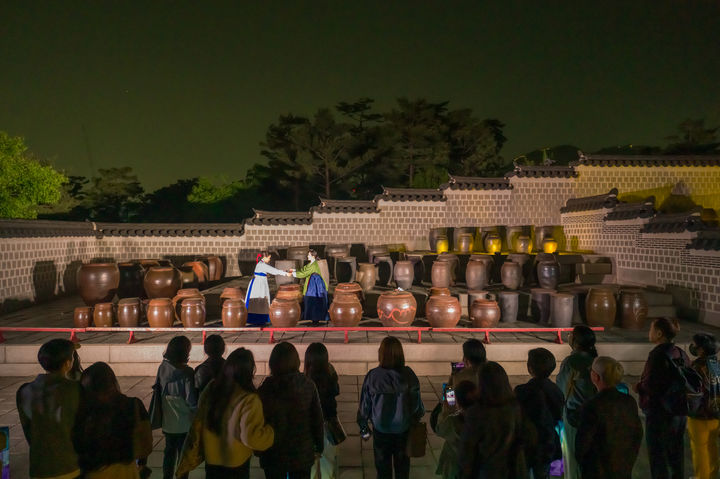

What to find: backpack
left=661, top=346, right=703, bottom=416
left=702, top=356, right=720, bottom=415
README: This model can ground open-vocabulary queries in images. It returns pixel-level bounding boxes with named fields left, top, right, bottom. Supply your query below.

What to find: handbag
left=326, top=416, right=347, bottom=445
left=148, top=382, right=163, bottom=430
left=406, top=421, right=427, bottom=458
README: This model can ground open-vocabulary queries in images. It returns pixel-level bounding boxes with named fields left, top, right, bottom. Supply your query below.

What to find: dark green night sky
left=2, top=1, right=719, bottom=188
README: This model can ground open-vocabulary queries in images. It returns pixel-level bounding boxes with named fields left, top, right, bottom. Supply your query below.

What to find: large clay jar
left=277, top=284, right=303, bottom=303
left=435, top=235, right=450, bottom=254
left=498, top=291, right=519, bottom=323
left=269, top=299, right=301, bottom=327
left=222, top=299, right=248, bottom=327
left=457, top=233, right=474, bottom=254
left=377, top=290, right=417, bottom=327
left=394, top=261, right=414, bottom=289
left=181, top=298, right=206, bottom=327
left=586, top=288, right=617, bottom=328
left=356, top=263, right=377, bottom=293
left=620, top=290, right=648, bottom=330
left=93, top=302, right=114, bottom=327
left=206, top=256, right=223, bottom=281
left=550, top=293, right=574, bottom=328
left=183, top=261, right=210, bottom=285
left=117, top=262, right=145, bottom=299
left=426, top=295, right=461, bottom=328
left=437, top=253, right=458, bottom=283
left=144, top=267, right=182, bottom=299
left=500, top=261, right=522, bottom=290
left=117, top=298, right=141, bottom=327
left=329, top=293, right=363, bottom=327
left=466, top=258, right=490, bottom=290
left=530, top=288, right=554, bottom=324
left=325, top=244, right=350, bottom=258
left=470, top=299, right=501, bottom=328
left=77, top=263, right=120, bottom=306
left=73, top=306, right=92, bottom=328
left=484, top=233, right=502, bottom=254
left=516, top=236, right=532, bottom=254
left=430, top=287, right=451, bottom=296
left=334, top=282, right=363, bottom=303
left=147, top=298, right=174, bottom=328
left=431, top=261, right=452, bottom=288
left=537, top=261, right=559, bottom=290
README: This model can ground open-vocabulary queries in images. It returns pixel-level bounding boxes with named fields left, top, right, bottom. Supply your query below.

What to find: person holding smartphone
left=448, top=339, right=487, bottom=387
left=435, top=381, right=477, bottom=479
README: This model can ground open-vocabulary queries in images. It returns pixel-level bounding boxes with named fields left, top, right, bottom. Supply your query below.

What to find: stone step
left=648, top=305, right=677, bottom=318
left=0, top=341, right=680, bottom=377
left=576, top=263, right=613, bottom=275
left=576, top=273, right=609, bottom=284
left=643, top=290, right=675, bottom=306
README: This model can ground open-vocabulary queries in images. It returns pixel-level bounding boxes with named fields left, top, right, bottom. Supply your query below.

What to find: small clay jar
left=435, top=235, right=450, bottom=254
left=425, top=295, right=461, bottom=328
left=516, top=236, right=532, bottom=254
left=181, top=298, right=206, bottom=327
left=542, top=237, right=558, bottom=254
left=530, top=288, right=554, bottom=324
left=329, top=294, right=363, bottom=327
left=470, top=299, right=501, bottom=328
left=500, top=261, right=522, bottom=290
left=431, top=261, right=452, bottom=288
left=93, top=302, right=114, bottom=327
left=620, top=290, right=648, bottom=330
left=269, top=299, right=301, bottom=327
left=394, top=261, right=414, bottom=289
left=172, top=288, right=205, bottom=317
left=74, top=306, right=93, bottom=328
left=117, top=298, right=141, bottom=327
left=537, top=261, right=559, bottom=290
left=377, top=290, right=417, bottom=327
left=457, top=233, right=474, bottom=254
left=484, top=233, right=502, bottom=254
left=146, top=298, right=174, bottom=328
left=550, top=292, right=574, bottom=328
left=222, top=299, right=248, bottom=328
left=586, top=288, right=617, bottom=328
left=334, top=282, right=363, bottom=303
left=276, top=284, right=303, bottom=303
left=498, top=291, right=520, bottom=323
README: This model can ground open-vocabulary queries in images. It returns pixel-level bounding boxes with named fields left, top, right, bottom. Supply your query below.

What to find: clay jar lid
left=148, top=298, right=172, bottom=306
left=335, top=282, right=362, bottom=295
left=220, top=287, right=245, bottom=299
left=428, top=295, right=458, bottom=305
left=471, top=298, right=497, bottom=307
left=430, top=287, right=451, bottom=296
left=278, top=284, right=301, bottom=292
left=118, top=297, right=141, bottom=304
left=94, top=302, right=113, bottom=309
left=176, top=288, right=202, bottom=297
left=379, top=289, right=415, bottom=300
left=332, top=292, right=361, bottom=304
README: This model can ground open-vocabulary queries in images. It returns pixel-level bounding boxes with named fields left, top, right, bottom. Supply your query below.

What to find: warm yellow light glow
left=543, top=238, right=558, bottom=254
left=486, top=237, right=502, bottom=254
left=436, top=238, right=450, bottom=254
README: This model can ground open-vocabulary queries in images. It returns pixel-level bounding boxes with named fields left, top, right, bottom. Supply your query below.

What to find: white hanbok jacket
left=245, top=261, right=288, bottom=315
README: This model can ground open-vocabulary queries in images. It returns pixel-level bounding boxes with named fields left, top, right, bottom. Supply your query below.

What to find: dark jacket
left=309, top=364, right=340, bottom=420
left=689, top=355, right=720, bottom=419
left=636, top=342, right=690, bottom=413
left=154, top=359, right=198, bottom=433
left=73, top=394, right=152, bottom=473
left=514, top=377, right=564, bottom=469
left=258, top=371, right=324, bottom=471
left=556, top=351, right=596, bottom=427
left=575, top=388, right=643, bottom=479
left=195, top=356, right=225, bottom=393
left=458, top=399, right=528, bottom=479
left=357, top=366, right=425, bottom=435
left=16, top=373, right=82, bottom=478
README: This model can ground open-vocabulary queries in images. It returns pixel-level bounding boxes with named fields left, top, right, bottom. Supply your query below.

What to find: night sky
left=2, top=1, right=719, bottom=189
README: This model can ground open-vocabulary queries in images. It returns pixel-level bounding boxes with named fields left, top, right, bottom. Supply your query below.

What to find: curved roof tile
left=575, top=153, right=720, bottom=167
left=506, top=165, right=578, bottom=178
left=0, top=219, right=96, bottom=238
left=312, top=198, right=379, bottom=214
left=560, top=188, right=619, bottom=213
left=374, top=187, right=445, bottom=202
left=440, top=175, right=512, bottom=190
left=245, top=210, right=313, bottom=226
left=604, top=197, right=656, bottom=222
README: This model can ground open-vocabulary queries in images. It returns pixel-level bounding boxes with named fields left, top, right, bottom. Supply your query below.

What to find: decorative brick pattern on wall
left=509, top=178, right=576, bottom=226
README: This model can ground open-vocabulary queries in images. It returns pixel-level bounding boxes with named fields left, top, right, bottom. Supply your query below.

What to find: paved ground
left=1, top=374, right=694, bottom=479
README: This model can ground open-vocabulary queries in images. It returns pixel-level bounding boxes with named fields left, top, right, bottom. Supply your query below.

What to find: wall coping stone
left=0, top=219, right=97, bottom=238
left=97, top=222, right=245, bottom=237
left=245, top=210, right=313, bottom=226
left=506, top=165, right=578, bottom=178
left=311, top=198, right=379, bottom=214
left=687, top=229, right=720, bottom=251
left=605, top=198, right=656, bottom=222
left=640, top=208, right=715, bottom=234
left=575, top=152, right=720, bottom=167
left=560, top=188, right=619, bottom=213
left=440, top=175, right=513, bottom=190
left=374, top=187, right=446, bottom=202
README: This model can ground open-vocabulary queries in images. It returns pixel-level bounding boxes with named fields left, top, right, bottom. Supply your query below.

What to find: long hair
left=206, top=348, right=257, bottom=435
left=476, top=361, right=514, bottom=407
left=304, top=342, right=333, bottom=390
left=268, top=342, right=301, bottom=376
left=378, top=336, right=405, bottom=370
left=80, top=362, right=121, bottom=403
left=164, top=335, right=191, bottom=367
left=571, top=325, right=598, bottom=357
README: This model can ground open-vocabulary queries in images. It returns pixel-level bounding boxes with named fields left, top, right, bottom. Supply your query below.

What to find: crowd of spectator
left=15, top=317, right=720, bottom=479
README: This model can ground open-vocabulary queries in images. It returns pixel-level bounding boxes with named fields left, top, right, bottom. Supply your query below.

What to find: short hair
left=308, top=249, right=318, bottom=259
left=204, top=334, right=225, bottom=358
left=591, top=356, right=624, bottom=388
left=462, top=339, right=487, bottom=367
left=652, top=317, right=680, bottom=341
left=268, top=342, right=301, bottom=376
left=693, top=333, right=718, bottom=356
left=454, top=380, right=477, bottom=409
left=378, top=336, right=405, bottom=370
left=527, top=348, right=557, bottom=379
left=38, top=339, right=76, bottom=372
left=477, top=361, right=514, bottom=407
left=164, top=335, right=191, bottom=366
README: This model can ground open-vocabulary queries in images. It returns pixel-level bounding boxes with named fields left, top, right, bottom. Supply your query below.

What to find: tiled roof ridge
left=560, top=188, right=619, bottom=213
left=245, top=210, right=313, bottom=226
left=506, top=165, right=578, bottom=178
left=440, top=175, right=512, bottom=190
left=575, top=152, right=720, bottom=167
left=604, top=197, right=656, bottom=222
left=374, top=187, right=446, bottom=202
left=97, top=222, right=245, bottom=237
left=641, top=207, right=716, bottom=234
left=687, top=229, right=720, bottom=251
left=0, top=219, right=97, bottom=238
left=312, top=198, right=379, bottom=214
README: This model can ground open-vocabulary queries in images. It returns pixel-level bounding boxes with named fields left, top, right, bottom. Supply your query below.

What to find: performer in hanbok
left=291, top=250, right=329, bottom=326
left=245, top=251, right=292, bottom=325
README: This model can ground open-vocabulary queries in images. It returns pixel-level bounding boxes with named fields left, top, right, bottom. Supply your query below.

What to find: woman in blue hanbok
left=246, top=251, right=292, bottom=325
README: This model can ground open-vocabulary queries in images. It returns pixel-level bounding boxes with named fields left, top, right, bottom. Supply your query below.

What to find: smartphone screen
left=441, top=382, right=448, bottom=401
left=450, top=361, right=465, bottom=373
left=446, top=389, right=456, bottom=407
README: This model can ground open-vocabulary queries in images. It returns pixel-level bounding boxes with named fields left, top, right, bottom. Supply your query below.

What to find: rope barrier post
left=344, top=330, right=349, bottom=344
left=417, top=330, right=422, bottom=344
left=70, top=330, right=79, bottom=343
left=0, top=331, right=5, bottom=343
left=268, top=330, right=275, bottom=344
left=556, top=330, right=564, bottom=344
left=127, top=331, right=137, bottom=344
left=202, top=330, right=207, bottom=345
left=483, top=330, right=491, bottom=345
